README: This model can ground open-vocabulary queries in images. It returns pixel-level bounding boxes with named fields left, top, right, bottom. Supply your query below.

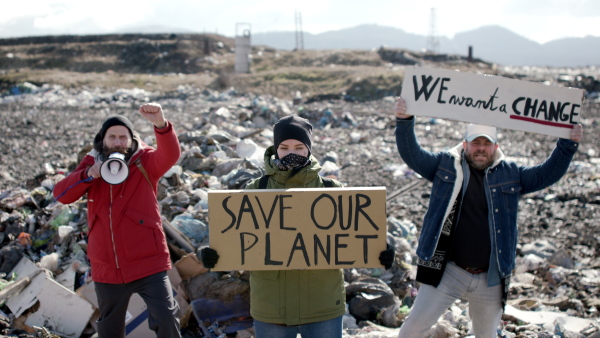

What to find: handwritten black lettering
left=311, top=194, right=336, bottom=230
left=313, top=234, right=331, bottom=265
left=238, top=232, right=379, bottom=268
left=236, top=195, right=259, bottom=231
left=221, top=196, right=236, bottom=233
left=437, top=78, right=450, bottom=103
left=338, top=195, right=353, bottom=231
left=356, top=235, right=378, bottom=264
left=279, top=195, right=295, bottom=230
left=560, top=103, right=572, bottom=122
left=311, top=193, right=378, bottom=231
left=547, top=101, right=566, bottom=121
left=523, top=98, right=538, bottom=117
left=287, top=233, right=310, bottom=267
left=512, top=97, right=579, bottom=125
left=412, top=75, right=442, bottom=101
left=446, top=88, right=500, bottom=111
left=255, top=195, right=279, bottom=229
left=569, top=104, right=580, bottom=124
left=264, top=232, right=283, bottom=265
left=240, top=232, right=258, bottom=265
left=335, top=234, right=354, bottom=265
left=355, top=194, right=378, bottom=231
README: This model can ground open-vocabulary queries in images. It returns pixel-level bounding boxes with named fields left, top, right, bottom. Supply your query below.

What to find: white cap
left=465, top=124, right=497, bottom=143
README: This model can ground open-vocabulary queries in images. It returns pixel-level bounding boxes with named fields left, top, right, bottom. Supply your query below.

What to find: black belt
left=454, top=262, right=488, bottom=274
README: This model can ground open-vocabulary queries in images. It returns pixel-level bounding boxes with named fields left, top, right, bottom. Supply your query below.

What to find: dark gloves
left=197, top=247, right=219, bottom=269
left=379, top=243, right=396, bottom=270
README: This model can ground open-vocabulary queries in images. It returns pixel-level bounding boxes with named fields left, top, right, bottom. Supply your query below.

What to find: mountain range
left=250, top=24, right=599, bottom=68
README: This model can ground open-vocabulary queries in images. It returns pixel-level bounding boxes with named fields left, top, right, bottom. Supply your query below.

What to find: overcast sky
left=1, top=0, right=598, bottom=44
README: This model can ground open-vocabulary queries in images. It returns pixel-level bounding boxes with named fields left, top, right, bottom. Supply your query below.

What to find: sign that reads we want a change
left=207, top=187, right=387, bottom=271
left=402, top=67, right=585, bottom=138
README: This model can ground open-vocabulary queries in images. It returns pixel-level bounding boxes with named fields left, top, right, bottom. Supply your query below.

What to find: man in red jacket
left=54, top=103, right=182, bottom=338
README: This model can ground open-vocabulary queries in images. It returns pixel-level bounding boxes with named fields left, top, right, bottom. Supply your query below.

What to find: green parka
left=245, top=145, right=346, bottom=325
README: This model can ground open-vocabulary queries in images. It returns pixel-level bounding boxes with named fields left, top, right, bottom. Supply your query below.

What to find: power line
left=426, top=7, right=440, bottom=54
left=295, top=9, right=304, bottom=50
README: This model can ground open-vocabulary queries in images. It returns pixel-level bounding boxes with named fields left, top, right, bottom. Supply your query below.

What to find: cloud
left=0, top=0, right=597, bottom=43
left=0, top=0, right=160, bottom=35
left=0, top=16, right=41, bottom=38
left=0, top=14, right=112, bottom=38
left=503, top=0, right=600, bottom=17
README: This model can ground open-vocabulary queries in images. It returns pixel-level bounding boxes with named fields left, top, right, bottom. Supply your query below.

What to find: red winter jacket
left=53, top=121, right=181, bottom=284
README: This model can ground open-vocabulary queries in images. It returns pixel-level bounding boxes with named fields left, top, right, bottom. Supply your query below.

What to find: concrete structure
left=235, top=23, right=251, bottom=74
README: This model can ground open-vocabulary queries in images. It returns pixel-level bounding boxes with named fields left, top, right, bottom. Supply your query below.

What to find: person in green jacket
left=200, top=114, right=395, bottom=338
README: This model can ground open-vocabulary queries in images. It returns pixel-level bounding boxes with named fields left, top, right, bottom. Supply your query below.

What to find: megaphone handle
left=109, top=160, right=122, bottom=174
left=87, top=163, right=101, bottom=180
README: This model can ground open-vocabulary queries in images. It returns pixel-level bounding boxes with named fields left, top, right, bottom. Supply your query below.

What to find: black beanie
left=273, top=114, right=312, bottom=152
left=93, top=115, right=135, bottom=154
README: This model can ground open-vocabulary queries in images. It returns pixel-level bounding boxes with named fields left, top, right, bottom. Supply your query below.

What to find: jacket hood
left=263, top=145, right=322, bottom=186
left=449, top=142, right=505, bottom=169
left=93, top=129, right=142, bottom=162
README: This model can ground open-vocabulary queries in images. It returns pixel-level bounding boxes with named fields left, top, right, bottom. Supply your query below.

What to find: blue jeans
left=254, top=316, right=343, bottom=338
left=398, top=262, right=502, bottom=338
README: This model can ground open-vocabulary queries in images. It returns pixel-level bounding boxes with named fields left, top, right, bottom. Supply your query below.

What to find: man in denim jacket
left=393, top=97, right=583, bottom=337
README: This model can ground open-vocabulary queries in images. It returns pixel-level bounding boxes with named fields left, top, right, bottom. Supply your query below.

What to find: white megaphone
left=100, top=153, right=129, bottom=185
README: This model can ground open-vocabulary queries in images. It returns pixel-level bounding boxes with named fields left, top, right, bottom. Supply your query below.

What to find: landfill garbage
left=191, top=294, right=252, bottom=335
left=170, top=213, right=209, bottom=245
left=0, top=79, right=599, bottom=337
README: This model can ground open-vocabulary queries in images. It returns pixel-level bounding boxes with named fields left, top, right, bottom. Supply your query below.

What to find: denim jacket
left=395, top=118, right=578, bottom=282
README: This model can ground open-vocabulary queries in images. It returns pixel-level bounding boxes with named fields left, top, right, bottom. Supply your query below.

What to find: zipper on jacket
left=109, top=185, right=120, bottom=268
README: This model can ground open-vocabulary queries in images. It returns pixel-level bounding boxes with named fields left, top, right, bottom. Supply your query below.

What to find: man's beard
left=465, top=151, right=493, bottom=170
left=102, top=145, right=131, bottom=161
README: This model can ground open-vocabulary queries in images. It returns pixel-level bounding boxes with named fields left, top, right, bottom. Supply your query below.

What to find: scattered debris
left=0, top=78, right=599, bottom=337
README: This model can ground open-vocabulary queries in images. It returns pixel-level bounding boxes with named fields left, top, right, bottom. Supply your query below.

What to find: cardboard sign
left=207, top=187, right=387, bottom=271
left=401, top=66, right=585, bottom=138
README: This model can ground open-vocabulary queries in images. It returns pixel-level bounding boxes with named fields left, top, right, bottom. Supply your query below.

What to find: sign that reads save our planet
left=207, top=187, right=387, bottom=271
left=401, top=66, right=585, bottom=139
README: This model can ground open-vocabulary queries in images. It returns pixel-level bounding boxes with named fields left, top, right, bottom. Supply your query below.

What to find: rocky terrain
left=0, top=33, right=599, bottom=337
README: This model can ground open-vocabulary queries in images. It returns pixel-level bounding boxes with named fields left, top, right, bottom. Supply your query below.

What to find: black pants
left=95, top=271, right=181, bottom=338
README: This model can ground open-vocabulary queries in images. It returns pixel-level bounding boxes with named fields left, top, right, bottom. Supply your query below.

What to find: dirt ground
left=2, top=90, right=598, bottom=254
left=1, top=50, right=599, bottom=335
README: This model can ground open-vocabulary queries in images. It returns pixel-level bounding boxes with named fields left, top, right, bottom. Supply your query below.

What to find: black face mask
left=274, top=153, right=310, bottom=170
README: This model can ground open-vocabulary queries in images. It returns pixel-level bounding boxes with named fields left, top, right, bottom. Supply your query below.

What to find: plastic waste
left=206, top=176, right=222, bottom=189
left=191, top=295, right=252, bottom=335
left=194, top=199, right=209, bottom=211
left=57, top=225, right=75, bottom=244
left=322, top=151, right=338, bottom=163
left=170, top=213, right=209, bottom=244
left=387, top=216, right=417, bottom=238
left=39, top=252, right=61, bottom=273
left=163, top=165, right=182, bottom=178
left=515, top=253, right=545, bottom=273
left=235, top=139, right=265, bottom=168
left=320, top=161, right=340, bottom=178
left=49, top=207, right=75, bottom=228
left=43, top=163, right=55, bottom=175
left=190, top=189, right=209, bottom=211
